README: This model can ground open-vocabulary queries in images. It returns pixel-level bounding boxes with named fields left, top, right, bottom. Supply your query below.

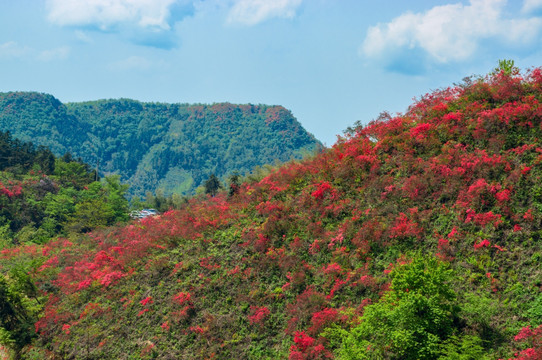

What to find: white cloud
left=227, top=0, right=303, bottom=26
left=361, top=0, right=542, bottom=64
left=0, top=41, right=31, bottom=59
left=46, top=0, right=180, bottom=31
left=75, top=30, right=94, bottom=43
left=523, top=0, right=542, bottom=13
left=38, top=46, right=70, bottom=61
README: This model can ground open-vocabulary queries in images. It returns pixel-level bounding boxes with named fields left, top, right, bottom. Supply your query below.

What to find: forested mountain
left=1, top=65, right=542, bottom=359
left=0, top=93, right=321, bottom=197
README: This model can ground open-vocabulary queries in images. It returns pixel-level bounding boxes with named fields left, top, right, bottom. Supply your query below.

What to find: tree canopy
left=0, top=94, right=322, bottom=197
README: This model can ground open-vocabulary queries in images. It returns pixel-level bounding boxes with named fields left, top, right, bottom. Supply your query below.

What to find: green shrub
left=337, top=255, right=459, bottom=359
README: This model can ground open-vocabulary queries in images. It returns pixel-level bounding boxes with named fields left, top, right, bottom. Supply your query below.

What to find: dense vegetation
left=0, top=94, right=322, bottom=197
left=2, top=65, right=542, bottom=359
left=0, top=130, right=130, bottom=246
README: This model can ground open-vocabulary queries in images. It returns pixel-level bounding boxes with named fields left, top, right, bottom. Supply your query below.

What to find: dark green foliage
left=0, top=132, right=129, bottom=244
left=66, top=176, right=130, bottom=233
left=228, top=172, right=240, bottom=197
left=0, top=94, right=322, bottom=197
left=0, top=131, right=56, bottom=174
left=0, top=274, right=38, bottom=356
left=204, top=173, right=221, bottom=196
left=0, top=93, right=83, bottom=156
left=34, top=147, right=55, bottom=174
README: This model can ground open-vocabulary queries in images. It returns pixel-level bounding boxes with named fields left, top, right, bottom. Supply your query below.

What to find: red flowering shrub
left=248, top=306, right=270, bottom=325
left=474, top=239, right=491, bottom=249
left=322, top=263, right=342, bottom=276
left=495, top=189, right=511, bottom=202
left=286, top=287, right=327, bottom=334
left=308, top=308, right=338, bottom=335
left=173, top=292, right=191, bottom=305
left=6, top=64, right=542, bottom=359
left=389, top=210, right=422, bottom=239
left=289, top=331, right=332, bottom=360
left=410, top=122, right=432, bottom=141
left=140, top=296, right=153, bottom=306
left=508, top=325, right=542, bottom=359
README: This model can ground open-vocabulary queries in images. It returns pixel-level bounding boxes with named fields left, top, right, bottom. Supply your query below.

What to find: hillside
left=0, top=130, right=130, bottom=246
left=0, top=94, right=322, bottom=197
left=2, top=66, right=542, bottom=359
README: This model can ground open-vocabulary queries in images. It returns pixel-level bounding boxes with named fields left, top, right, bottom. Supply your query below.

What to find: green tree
left=0, top=274, right=37, bottom=358
left=204, top=173, right=221, bottom=197
left=492, top=59, right=518, bottom=76
left=53, top=158, right=95, bottom=190
left=43, top=188, right=77, bottom=224
left=34, top=146, right=55, bottom=174
left=336, top=255, right=459, bottom=360
left=68, top=198, right=115, bottom=233
left=438, top=335, right=490, bottom=360
left=228, top=172, right=240, bottom=197
left=66, top=176, right=129, bottom=232
left=103, top=175, right=130, bottom=221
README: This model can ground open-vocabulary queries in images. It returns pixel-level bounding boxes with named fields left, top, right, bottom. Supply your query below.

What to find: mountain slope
left=0, top=92, right=84, bottom=156
left=2, top=67, right=542, bottom=359
left=0, top=94, right=322, bottom=197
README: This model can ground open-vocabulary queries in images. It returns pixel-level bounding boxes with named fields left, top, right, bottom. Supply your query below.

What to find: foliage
left=228, top=172, right=241, bottom=197
left=204, top=174, right=222, bottom=197
left=508, top=325, right=542, bottom=359
left=0, top=95, right=322, bottom=197
left=0, top=131, right=129, bottom=246
left=492, top=59, right=518, bottom=77
left=336, top=255, right=458, bottom=359
left=2, top=64, right=542, bottom=359
left=0, top=269, right=42, bottom=357
left=438, top=335, right=490, bottom=360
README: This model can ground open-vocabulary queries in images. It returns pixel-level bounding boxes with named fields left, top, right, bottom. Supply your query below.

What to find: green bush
left=337, top=255, right=459, bottom=359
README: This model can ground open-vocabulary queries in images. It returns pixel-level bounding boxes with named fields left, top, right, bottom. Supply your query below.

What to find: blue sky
left=2, top=0, right=542, bottom=146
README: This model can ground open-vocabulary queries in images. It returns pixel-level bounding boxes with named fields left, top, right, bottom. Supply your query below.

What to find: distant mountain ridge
left=0, top=92, right=322, bottom=197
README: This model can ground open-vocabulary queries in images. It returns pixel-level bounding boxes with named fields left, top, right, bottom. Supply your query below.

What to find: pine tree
left=204, top=174, right=221, bottom=197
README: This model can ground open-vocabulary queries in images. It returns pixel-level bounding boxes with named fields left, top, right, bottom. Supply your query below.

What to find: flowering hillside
left=2, top=66, right=542, bottom=359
